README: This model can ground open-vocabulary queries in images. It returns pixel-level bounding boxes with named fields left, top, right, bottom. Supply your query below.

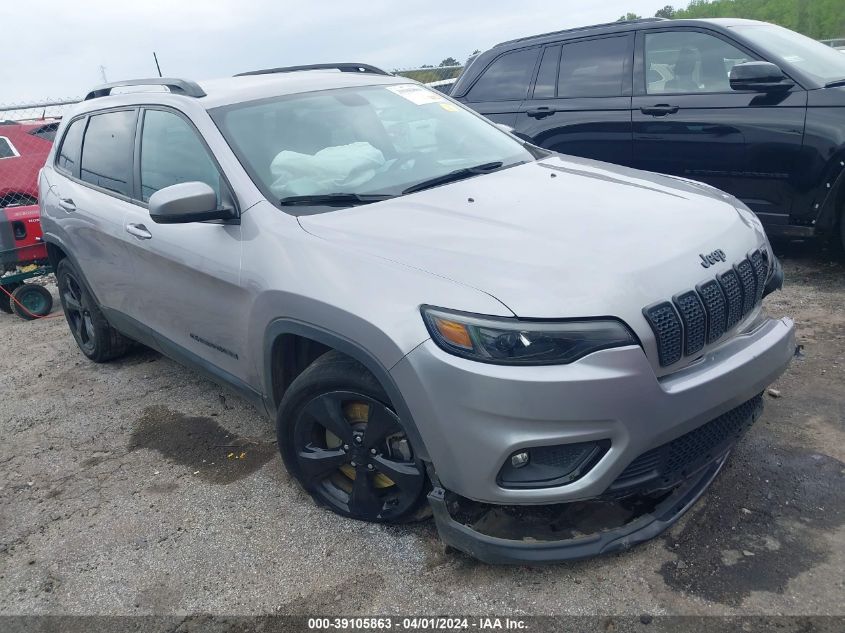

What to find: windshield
left=731, top=24, right=845, bottom=86
left=211, top=84, right=533, bottom=209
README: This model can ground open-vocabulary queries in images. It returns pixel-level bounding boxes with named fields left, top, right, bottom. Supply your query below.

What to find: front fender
left=262, top=317, right=432, bottom=461
left=814, top=159, right=845, bottom=232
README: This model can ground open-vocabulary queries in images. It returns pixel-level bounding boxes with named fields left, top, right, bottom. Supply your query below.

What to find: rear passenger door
left=49, top=109, right=139, bottom=313
left=460, top=47, right=540, bottom=127
left=120, top=107, right=250, bottom=383
left=514, top=33, right=634, bottom=164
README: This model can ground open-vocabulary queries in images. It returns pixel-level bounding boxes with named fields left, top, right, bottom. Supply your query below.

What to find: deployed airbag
left=269, top=142, right=386, bottom=196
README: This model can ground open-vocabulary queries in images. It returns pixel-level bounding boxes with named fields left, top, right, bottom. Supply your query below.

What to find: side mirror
left=148, top=182, right=235, bottom=224
left=730, top=62, right=794, bottom=92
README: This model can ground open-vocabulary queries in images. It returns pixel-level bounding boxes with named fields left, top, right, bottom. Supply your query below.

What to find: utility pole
left=98, top=65, right=108, bottom=83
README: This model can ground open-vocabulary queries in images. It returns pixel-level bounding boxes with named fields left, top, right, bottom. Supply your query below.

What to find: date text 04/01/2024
left=307, top=617, right=527, bottom=630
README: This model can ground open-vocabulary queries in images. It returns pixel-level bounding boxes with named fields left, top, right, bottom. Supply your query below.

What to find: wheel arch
left=811, top=151, right=845, bottom=235
left=43, top=235, right=103, bottom=305
left=45, top=240, right=67, bottom=271
left=263, top=318, right=431, bottom=461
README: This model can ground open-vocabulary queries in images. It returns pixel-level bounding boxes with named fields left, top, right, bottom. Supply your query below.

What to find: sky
left=1, top=0, right=673, bottom=103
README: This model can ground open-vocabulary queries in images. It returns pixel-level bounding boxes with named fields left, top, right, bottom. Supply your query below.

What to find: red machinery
left=1, top=204, right=48, bottom=269
left=0, top=121, right=56, bottom=319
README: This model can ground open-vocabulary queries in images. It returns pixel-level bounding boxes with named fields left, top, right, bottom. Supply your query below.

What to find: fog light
left=498, top=440, right=610, bottom=489
left=511, top=451, right=530, bottom=469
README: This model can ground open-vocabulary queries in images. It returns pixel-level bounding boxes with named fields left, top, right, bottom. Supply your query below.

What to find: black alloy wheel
left=59, top=267, right=97, bottom=355
left=292, top=391, right=426, bottom=521
left=55, top=258, right=130, bottom=362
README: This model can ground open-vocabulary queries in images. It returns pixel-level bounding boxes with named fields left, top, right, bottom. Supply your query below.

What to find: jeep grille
left=643, top=250, right=769, bottom=367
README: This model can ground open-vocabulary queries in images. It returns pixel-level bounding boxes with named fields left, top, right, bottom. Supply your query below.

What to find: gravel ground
left=0, top=243, right=843, bottom=617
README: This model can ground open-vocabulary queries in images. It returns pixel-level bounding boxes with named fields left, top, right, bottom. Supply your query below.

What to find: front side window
left=558, top=36, right=630, bottom=98
left=140, top=109, right=221, bottom=202
left=56, top=118, right=85, bottom=174
left=467, top=48, right=540, bottom=102
left=80, top=110, right=135, bottom=196
left=645, top=31, right=751, bottom=95
left=0, top=136, right=18, bottom=159
left=212, top=84, right=534, bottom=208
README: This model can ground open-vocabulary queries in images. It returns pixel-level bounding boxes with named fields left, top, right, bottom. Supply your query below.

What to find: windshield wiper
left=401, top=161, right=506, bottom=195
left=279, top=193, right=394, bottom=207
left=825, top=78, right=845, bottom=88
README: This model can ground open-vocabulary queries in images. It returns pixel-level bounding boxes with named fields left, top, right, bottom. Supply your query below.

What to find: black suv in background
left=452, top=18, right=845, bottom=249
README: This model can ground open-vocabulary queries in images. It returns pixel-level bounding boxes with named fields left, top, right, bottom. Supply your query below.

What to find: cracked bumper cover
left=428, top=450, right=729, bottom=564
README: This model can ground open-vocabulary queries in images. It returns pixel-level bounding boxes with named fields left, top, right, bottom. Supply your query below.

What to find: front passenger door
left=632, top=29, right=806, bottom=224
left=121, top=108, right=251, bottom=385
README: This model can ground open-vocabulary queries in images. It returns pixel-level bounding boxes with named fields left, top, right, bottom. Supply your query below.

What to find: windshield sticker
left=387, top=84, right=447, bottom=105
left=439, top=102, right=459, bottom=112
left=783, top=55, right=804, bottom=63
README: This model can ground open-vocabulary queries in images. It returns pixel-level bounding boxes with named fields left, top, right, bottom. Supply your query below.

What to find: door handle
left=640, top=104, right=680, bottom=117
left=526, top=106, right=555, bottom=119
left=58, top=197, right=76, bottom=212
left=125, top=223, right=152, bottom=240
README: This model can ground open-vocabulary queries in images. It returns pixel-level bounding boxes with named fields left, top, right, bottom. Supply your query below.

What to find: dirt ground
left=0, top=242, right=843, bottom=617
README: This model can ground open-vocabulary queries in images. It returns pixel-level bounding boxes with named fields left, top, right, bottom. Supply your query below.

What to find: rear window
left=0, top=136, right=18, bottom=159
left=467, top=48, right=539, bottom=102
left=80, top=110, right=136, bottom=196
left=56, top=118, right=85, bottom=174
left=558, top=36, right=630, bottom=98
left=533, top=45, right=561, bottom=99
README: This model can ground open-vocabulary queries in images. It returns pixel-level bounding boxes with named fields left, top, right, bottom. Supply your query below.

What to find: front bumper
left=390, top=315, right=795, bottom=505
left=429, top=449, right=729, bottom=564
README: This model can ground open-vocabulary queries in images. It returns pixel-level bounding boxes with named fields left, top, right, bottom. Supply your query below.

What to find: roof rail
left=234, top=63, right=391, bottom=77
left=495, top=17, right=667, bottom=47
left=83, top=78, right=206, bottom=101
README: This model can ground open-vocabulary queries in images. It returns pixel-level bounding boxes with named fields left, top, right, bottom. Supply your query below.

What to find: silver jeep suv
left=39, top=64, right=795, bottom=563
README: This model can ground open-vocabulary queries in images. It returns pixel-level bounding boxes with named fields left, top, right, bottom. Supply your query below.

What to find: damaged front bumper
left=428, top=451, right=729, bottom=564
left=427, top=392, right=767, bottom=564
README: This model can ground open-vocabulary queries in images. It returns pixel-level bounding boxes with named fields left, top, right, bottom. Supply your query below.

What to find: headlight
left=421, top=307, right=638, bottom=365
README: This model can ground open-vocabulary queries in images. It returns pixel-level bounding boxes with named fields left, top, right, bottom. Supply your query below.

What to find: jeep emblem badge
left=699, top=249, right=727, bottom=268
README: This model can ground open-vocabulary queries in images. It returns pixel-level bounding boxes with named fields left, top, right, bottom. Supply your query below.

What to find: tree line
left=621, top=0, right=844, bottom=40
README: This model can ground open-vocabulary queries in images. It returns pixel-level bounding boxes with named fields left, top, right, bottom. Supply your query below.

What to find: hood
left=298, top=155, right=765, bottom=325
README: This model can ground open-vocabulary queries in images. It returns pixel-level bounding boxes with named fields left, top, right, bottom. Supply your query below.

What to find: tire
left=10, top=284, right=53, bottom=320
left=0, top=282, right=22, bottom=314
left=277, top=350, right=429, bottom=523
left=56, top=258, right=131, bottom=362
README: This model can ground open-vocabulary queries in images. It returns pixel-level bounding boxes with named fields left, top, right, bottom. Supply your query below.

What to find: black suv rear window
left=80, top=110, right=135, bottom=196
left=467, top=48, right=539, bottom=102
left=558, top=36, right=629, bottom=98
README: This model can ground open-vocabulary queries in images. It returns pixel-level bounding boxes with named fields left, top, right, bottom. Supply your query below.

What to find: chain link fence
left=0, top=99, right=79, bottom=210
left=393, top=65, right=464, bottom=93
